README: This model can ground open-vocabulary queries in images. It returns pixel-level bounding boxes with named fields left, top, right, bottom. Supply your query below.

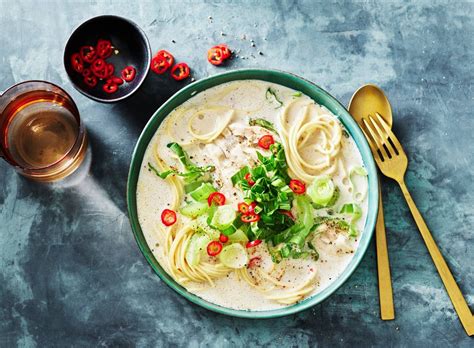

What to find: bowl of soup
left=127, top=69, right=378, bottom=318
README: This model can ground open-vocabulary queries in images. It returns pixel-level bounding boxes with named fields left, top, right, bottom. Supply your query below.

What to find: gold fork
left=362, top=112, right=474, bottom=336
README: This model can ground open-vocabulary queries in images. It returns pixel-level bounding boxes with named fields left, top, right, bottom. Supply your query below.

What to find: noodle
left=278, top=100, right=343, bottom=183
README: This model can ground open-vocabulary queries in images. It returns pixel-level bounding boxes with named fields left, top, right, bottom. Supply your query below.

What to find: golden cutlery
left=349, top=85, right=395, bottom=320
left=362, top=112, right=474, bottom=336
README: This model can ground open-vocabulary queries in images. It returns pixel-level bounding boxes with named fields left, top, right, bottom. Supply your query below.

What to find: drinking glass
left=0, top=80, right=88, bottom=181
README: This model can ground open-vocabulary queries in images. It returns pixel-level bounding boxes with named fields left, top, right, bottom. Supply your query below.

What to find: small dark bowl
left=64, top=15, right=151, bottom=103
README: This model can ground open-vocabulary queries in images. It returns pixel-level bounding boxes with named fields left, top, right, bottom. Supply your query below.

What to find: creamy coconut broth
left=136, top=80, right=368, bottom=311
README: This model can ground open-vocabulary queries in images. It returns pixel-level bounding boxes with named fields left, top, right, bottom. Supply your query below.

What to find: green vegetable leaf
left=265, top=87, right=283, bottom=108
left=249, top=118, right=278, bottom=133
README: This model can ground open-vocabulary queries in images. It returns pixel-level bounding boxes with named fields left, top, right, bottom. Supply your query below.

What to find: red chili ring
left=207, top=241, right=223, bottom=256
left=246, top=240, right=262, bottom=248
left=170, top=62, right=190, bottom=81
left=161, top=209, right=177, bottom=226
left=121, top=66, right=136, bottom=82
left=289, top=179, right=306, bottom=195
left=258, top=135, right=275, bottom=150
left=208, top=192, right=226, bottom=206
left=102, top=83, right=118, bottom=94
left=83, top=75, right=97, bottom=88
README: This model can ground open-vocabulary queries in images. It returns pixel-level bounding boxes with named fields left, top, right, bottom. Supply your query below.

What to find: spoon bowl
left=349, top=84, right=393, bottom=127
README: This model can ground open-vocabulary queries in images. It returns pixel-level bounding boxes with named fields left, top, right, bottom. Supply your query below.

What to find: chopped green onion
left=249, top=118, right=278, bottom=133
left=180, top=201, right=209, bottom=218
left=307, top=176, right=339, bottom=207
left=340, top=203, right=362, bottom=222
left=228, top=229, right=249, bottom=243
left=190, top=183, right=216, bottom=201
left=340, top=203, right=362, bottom=238
left=292, top=91, right=302, bottom=97
left=219, top=243, right=248, bottom=269
left=211, top=205, right=237, bottom=231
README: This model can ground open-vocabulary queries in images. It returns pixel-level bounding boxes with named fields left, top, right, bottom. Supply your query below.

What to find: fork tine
left=362, top=116, right=385, bottom=162
left=368, top=115, right=394, bottom=158
left=375, top=113, right=403, bottom=154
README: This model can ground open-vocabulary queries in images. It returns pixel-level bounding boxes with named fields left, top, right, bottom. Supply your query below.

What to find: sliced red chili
left=207, top=241, right=223, bottom=256
left=83, top=75, right=97, bottom=88
left=208, top=192, right=226, bottom=206
left=106, top=63, right=115, bottom=77
left=258, top=135, right=275, bottom=150
left=91, top=59, right=108, bottom=78
left=70, top=53, right=83, bottom=73
left=238, top=202, right=249, bottom=214
left=161, top=209, right=177, bottom=226
left=102, top=83, right=118, bottom=94
left=241, top=213, right=260, bottom=223
left=279, top=209, right=295, bottom=220
left=82, top=68, right=91, bottom=77
left=107, top=76, right=124, bottom=85
left=155, top=50, right=174, bottom=67
left=216, top=44, right=231, bottom=59
left=219, top=234, right=229, bottom=243
left=248, top=202, right=257, bottom=213
left=247, top=256, right=262, bottom=268
left=246, top=239, right=262, bottom=248
left=150, top=56, right=170, bottom=74
left=244, top=173, right=255, bottom=186
left=96, top=39, right=113, bottom=59
left=121, top=66, right=136, bottom=82
left=207, top=46, right=225, bottom=66
left=171, top=62, right=190, bottom=81
left=80, top=45, right=96, bottom=63
left=289, top=179, right=306, bottom=194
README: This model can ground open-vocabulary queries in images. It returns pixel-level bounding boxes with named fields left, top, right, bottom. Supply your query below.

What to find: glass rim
left=0, top=79, right=85, bottom=171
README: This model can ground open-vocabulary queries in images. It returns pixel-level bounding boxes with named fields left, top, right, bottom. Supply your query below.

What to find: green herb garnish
left=265, top=87, right=283, bottom=108
left=249, top=118, right=278, bottom=133
left=148, top=142, right=214, bottom=183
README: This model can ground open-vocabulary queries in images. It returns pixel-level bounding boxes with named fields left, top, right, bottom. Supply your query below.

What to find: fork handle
left=399, top=180, right=474, bottom=336
left=376, top=179, right=395, bottom=320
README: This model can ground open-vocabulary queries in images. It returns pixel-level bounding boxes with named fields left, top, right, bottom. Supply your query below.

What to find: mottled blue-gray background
left=0, top=0, right=473, bottom=347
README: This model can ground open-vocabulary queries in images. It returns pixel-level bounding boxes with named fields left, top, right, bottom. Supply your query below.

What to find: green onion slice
left=219, top=243, right=248, bottom=269
left=307, top=176, right=338, bottom=207
left=190, top=183, right=216, bottom=201
left=211, top=205, right=237, bottom=231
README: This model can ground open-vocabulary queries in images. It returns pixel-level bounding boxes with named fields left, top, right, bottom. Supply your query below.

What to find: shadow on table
left=112, top=72, right=192, bottom=136
left=86, top=73, right=191, bottom=213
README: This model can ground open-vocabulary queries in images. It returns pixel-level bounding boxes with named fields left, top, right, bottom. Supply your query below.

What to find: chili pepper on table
left=171, top=62, right=190, bottom=81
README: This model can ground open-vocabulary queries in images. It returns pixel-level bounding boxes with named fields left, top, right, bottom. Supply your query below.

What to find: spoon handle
left=399, top=179, right=474, bottom=336
left=375, top=178, right=395, bottom=320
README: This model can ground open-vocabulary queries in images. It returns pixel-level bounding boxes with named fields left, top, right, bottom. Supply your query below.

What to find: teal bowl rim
left=126, top=68, right=378, bottom=319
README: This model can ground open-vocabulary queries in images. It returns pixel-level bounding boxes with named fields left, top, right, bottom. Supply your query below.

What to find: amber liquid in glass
left=2, top=89, right=87, bottom=181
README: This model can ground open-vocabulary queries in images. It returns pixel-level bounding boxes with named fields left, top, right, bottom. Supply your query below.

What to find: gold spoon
left=348, top=84, right=395, bottom=320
